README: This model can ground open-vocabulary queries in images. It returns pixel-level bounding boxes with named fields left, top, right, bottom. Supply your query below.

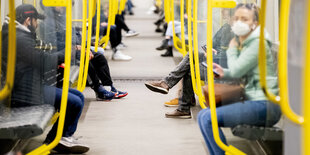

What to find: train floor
left=21, top=0, right=265, bottom=154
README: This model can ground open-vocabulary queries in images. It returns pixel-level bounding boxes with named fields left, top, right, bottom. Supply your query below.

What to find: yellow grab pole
left=0, top=0, right=16, bottom=100
left=99, top=0, right=113, bottom=48
left=80, top=0, right=95, bottom=91
left=303, top=1, right=310, bottom=155
left=28, top=0, right=72, bottom=153
left=186, top=0, right=198, bottom=95
left=171, top=0, right=184, bottom=53
left=206, top=0, right=245, bottom=154
left=77, top=0, right=88, bottom=91
left=258, top=0, right=280, bottom=104
left=192, top=0, right=206, bottom=109
left=94, top=0, right=101, bottom=52
left=278, top=0, right=304, bottom=124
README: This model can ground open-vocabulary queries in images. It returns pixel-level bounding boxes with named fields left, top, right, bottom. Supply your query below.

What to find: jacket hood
left=4, top=16, right=31, bottom=33
left=242, top=26, right=272, bottom=46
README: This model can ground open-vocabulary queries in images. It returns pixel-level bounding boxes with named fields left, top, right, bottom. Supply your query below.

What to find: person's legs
left=163, top=53, right=190, bottom=88
left=198, top=101, right=281, bottom=154
left=90, top=53, right=113, bottom=86
left=115, top=14, right=130, bottom=32
left=45, top=87, right=84, bottom=141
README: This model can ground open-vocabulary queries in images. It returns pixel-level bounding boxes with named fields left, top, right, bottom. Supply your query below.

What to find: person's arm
left=223, top=38, right=261, bottom=79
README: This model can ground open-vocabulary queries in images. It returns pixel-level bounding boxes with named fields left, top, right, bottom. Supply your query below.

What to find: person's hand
left=100, top=22, right=108, bottom=27
left=213, top=63, right=224, bottom=78
left=89, top=51, right=94, bottom=60
left=229, top=37, right=238, bottom=48
left=205, top=49, right=218, bottom=57
left=76, top=45, right=82, bottom=51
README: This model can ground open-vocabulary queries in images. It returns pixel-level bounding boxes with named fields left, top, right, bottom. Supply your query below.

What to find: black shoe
left=155, top=28, right=163, bottom=33
left=161, top=47, right=173, bottom=57
left=129, top=11, right=134, bottom=15
left=154, top=20, right=162, bottom=26
left=156, top=39, right=169, bottom=50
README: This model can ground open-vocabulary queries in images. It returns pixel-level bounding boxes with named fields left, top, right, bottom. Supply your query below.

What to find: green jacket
left=223, top=27, right=278, bottom=101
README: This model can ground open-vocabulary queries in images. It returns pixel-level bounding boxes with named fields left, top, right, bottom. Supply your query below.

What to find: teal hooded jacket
left=223, top=26, right=279, bottom=101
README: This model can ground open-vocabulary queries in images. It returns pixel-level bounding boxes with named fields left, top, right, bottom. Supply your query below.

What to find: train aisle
left=75, top=0, right=206, bottom=154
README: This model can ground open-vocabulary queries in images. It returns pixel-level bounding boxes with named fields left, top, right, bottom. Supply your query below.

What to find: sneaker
left=125, top=30, right=139, bottom=37
left=112, top=50, right=132, bottom=61
left=164, top=98, right=179, bottom=107
left=96, top=86, right=115, bottom=101
left=165, top=109, right=191, bottom=119
left=116, top=42, right=127, bottom=50
left=164, top=97, right=196, bottom=107
left=129, top=11, right=134, bottom=15
left=145, top=81, right=169, bottom=94
left=111, top=86, right=128, bottom=99
left=53, top=136, right=90, bottom=154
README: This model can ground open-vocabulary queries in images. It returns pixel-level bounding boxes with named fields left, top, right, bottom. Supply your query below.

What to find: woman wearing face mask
left=197, top=3, right=281, bottom=155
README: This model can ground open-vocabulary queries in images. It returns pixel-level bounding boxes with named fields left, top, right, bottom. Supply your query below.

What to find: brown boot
left=165, top=109, right=191, bottom=119
left=145, top=81, right=169, bottom=94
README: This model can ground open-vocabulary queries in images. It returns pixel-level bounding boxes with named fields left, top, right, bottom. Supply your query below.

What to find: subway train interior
left=0, top=0, right=309, bottom=154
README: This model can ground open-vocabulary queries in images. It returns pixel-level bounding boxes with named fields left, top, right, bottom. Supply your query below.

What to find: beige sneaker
left=145, top=81, right=169, bottom=94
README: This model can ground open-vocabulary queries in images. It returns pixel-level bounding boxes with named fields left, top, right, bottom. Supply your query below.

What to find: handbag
left=202, top=83, right=245, bottom=107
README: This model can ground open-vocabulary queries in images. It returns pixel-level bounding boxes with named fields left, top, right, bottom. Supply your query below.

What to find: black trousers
left=99, top=26, right=121, bottom=48
left=88, top=52, right=113, bottom=90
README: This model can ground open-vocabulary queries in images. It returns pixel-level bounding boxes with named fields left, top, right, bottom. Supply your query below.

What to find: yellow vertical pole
left=186, top=0, right=198, bottom=95
left=0, top=0, right=17, bottom=100
left=302, top=1, right=310, bottom=155
left=77, top=0, right=88, bottom=90
left=94, top=0, right=101, bottom=52
left=278, top=0, right=304, bottom=124
left=192, top=0, right=206, bottom=109
left=80, top=0, right=95, bottom=91
left=27, top=0, right=72, bottom=153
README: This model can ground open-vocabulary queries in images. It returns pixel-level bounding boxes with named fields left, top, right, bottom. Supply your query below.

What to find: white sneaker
left=125, top=30, right=139, bottom=37
left=54, top=136, right=90, bottom=154
left=116, top=42, right=127, bottom=50
left=112, top=50, right=132, bottom=61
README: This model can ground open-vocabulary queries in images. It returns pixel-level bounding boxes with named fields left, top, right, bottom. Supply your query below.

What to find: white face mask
left=232, top=20, right=255, bottom=36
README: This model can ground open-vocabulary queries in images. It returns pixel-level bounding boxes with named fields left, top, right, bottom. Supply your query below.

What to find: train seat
left=231, top=125, right=283, bottom=141
left=0, top=104, right=55, bottom=139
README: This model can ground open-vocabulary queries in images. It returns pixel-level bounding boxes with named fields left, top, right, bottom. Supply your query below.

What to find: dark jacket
left=2, top=22, right=64, bottom=107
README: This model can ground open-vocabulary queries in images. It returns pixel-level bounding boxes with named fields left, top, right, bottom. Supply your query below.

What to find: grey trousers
left=163, top=52, right=206, bottom=112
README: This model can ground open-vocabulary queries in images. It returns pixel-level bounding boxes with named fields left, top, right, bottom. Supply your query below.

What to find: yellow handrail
left=164, top=0, right=171, bottom=23
left=186, top=0, right=198, bottom=95
left=118, top=0, right=127, bottom=15
left=27, top=0, right=72, bottom=154
left=171, top=0, right=187, bottom=56
left=278, top=0, right=304, bottom=124
left=99, top=0, right=115, bottom=48
left=79, top=0, right=95, bottom=91
left=303, top=2, right=310, bottom=154
left=205, top=0, right=246, bottom=154
left=0, top=0, right=16, bottom=100
left=77, top=0, right=88, bottom=91
left=258, top=0, right=280, bottom=104
left=94, top=0, right=101, bottom=52
left=192, top=0, right=206, bottom=109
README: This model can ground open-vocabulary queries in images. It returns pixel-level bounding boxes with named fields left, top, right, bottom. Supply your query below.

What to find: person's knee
left=198, top=109, right=212, bottom=126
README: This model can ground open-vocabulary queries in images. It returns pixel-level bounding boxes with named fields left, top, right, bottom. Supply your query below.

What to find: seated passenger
left=1, top=4, right=89, bottom=153
left=92, top=7, right=138, bottom=61
left=197, top=4, right=281, bottom=155
left=87, top=49, right=129, bottom=100
left=144, top=9, right=235, bottom=118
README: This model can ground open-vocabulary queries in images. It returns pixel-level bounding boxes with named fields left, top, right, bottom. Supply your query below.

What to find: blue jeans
left=45, top=86, right=84, bottom=141
left=197, top=100, right=281, bottom=155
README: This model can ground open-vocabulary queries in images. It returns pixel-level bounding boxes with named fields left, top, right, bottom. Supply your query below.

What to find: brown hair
left=235, top=3, right=260, bottom=22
